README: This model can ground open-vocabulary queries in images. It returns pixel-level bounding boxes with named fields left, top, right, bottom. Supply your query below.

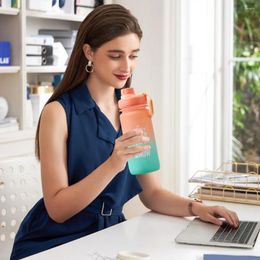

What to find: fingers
left=125, top=145, right=151, bottom=156
left=205, top=213, right=223, bottom=226
left=207, top=206, right=239, bottom=227
left=117, top=128, right=144, bottom=142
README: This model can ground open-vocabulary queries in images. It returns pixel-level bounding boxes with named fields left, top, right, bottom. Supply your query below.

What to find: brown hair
left=35, top=4, right=143, bottom=159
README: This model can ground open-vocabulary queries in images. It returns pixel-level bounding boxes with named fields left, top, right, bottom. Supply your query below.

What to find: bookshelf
left=26, top=10, right=85, bottom=22
left=0, top=1, right=112, bottom=158
left=0, top=66, right=20, bottom=73
left=0, top=7, right=20, bottom=15
left=26, top=66, right=66, bottom=74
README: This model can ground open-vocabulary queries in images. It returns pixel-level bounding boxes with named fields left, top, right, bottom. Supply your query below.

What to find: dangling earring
left=85, top=60, right=94, bottom=73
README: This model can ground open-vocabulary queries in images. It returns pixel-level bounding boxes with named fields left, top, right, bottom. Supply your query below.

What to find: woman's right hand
left=109, top=128, right=150, bottom=173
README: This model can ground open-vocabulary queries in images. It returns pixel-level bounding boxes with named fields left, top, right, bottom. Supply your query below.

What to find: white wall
left=114, top=0, right=177, bottom=217
left=114, top=0, right=223, bottom=218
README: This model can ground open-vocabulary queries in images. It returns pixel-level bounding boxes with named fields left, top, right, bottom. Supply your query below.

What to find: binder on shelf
left=26, top=56, right=54, bottom=66
left=39, top=29, right=77, bottom=38
left=26, top=35, right=54, bottom=46
left=26, top=45, right=53, bottom=56
left=0, top=41, right=11, bottom=66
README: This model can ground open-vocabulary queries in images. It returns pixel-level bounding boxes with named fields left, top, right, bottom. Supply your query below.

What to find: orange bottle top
left=118, top=88, right=154, bottom=115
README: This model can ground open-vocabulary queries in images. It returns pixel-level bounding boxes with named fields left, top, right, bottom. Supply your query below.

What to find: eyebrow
left=107, top=49, right=140, bottom=54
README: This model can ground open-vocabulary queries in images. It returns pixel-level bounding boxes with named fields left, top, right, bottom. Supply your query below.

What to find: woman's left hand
left=194, top=203, right=239, bottom=227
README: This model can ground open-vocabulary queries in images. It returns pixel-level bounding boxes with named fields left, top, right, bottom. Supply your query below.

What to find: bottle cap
left=118, top=87, right=147, bottom=110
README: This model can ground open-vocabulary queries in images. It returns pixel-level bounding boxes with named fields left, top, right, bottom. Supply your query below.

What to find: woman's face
left=84, top=33, right=140, bottom=88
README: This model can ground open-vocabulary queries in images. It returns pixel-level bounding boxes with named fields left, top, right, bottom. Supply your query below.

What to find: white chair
left=0, top=156, right=42, bottom=260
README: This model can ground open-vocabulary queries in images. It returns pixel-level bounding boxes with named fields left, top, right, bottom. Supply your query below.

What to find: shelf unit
left=26, top=10, right=85, bottom=22
left=0, top=1, right=112, bottom=156
left=0, top=7, right=19, bottom=15
left=0, top=66, right=20, bottom=73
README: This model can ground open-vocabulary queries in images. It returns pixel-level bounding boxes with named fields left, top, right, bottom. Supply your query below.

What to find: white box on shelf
left=27, top=0, right=52, bottom=12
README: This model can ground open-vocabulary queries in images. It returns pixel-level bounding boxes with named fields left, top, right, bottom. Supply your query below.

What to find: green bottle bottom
left=128, top=142, right=160, bottom=175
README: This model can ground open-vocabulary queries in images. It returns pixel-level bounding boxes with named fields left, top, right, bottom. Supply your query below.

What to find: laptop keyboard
left=210, top=221, right=258, bottom=244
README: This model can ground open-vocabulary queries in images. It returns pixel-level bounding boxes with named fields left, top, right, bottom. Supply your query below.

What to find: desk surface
left=25, top=201, right=260, bottom=260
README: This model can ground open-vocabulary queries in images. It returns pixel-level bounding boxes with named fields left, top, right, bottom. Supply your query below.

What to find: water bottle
left=118, top=88, right=160, bottom=175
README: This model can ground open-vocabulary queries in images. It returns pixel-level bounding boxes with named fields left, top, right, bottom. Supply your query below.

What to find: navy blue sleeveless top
left=11, top=82, right=142, bottom=260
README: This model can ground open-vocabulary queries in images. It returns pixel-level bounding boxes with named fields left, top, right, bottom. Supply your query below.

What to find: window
left=232, top=0, right=260, bottom=162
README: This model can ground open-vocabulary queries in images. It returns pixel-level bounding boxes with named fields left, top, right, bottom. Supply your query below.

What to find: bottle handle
left=146, top=95, right=154, bottom=116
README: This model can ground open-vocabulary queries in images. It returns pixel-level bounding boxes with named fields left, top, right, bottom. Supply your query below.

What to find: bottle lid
left=118, top=87, right=147, bottom=110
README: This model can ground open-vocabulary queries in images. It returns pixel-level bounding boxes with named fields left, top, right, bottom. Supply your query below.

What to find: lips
left=114, top=74, right=129, bottom=81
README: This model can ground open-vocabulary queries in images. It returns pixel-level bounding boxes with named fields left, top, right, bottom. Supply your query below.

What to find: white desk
left=25, top=201, right=260, bottom=260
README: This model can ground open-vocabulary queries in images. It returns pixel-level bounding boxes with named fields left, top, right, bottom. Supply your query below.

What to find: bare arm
left=40, top=102, right=150, bottom=223
left=137, top=173, right=239, bottom=227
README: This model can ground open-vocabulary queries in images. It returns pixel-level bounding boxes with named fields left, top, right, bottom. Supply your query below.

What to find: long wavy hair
left=35, top=4, right=142, bottom=159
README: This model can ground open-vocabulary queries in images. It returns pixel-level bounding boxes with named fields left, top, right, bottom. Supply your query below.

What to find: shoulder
left=40, top=101, right=67, bottom=138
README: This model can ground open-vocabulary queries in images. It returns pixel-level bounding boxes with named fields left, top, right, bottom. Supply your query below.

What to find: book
left=26, top=45, right=53, bottom=56
left=11, top=0, right=20, bottom=8
left=204, top=254, right=260, bottom=260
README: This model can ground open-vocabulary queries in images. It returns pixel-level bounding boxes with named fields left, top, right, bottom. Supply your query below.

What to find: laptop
left=175, top=218, right=260, bottom=248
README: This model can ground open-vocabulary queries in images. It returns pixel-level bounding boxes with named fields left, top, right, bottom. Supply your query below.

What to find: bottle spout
left=121, top=87, right=135, bottom=97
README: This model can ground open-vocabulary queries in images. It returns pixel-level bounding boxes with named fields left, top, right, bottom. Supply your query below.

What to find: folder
left=38, top=29, right=77, bottom=38
left=26, top=35, right=54, bottom=46
left=26, top=56, right=53, bottom=66
left=26, top=45, right=53, bottom=56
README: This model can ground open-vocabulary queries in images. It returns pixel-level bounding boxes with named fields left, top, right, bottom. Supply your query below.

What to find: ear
left=82, top=44, right=94, bottom=61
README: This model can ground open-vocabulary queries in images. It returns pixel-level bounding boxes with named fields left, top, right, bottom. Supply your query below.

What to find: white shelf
left=0, top=128, right=36, bottom=143
left=0, top=7, right=19, bottom=15
left=26, top=66, right=66, bottom=73
left=26, top=10, right=85, bottom=22
left=0, top=66, right=20, bottom=74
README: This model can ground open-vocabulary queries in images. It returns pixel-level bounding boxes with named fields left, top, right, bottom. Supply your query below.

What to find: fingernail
left=144, top=145, right=151, bottom=150
left=143, top=137, right=150, bottom=142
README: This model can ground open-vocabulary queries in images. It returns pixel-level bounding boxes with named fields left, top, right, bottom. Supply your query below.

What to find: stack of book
left=189, top=162, right=260, bottom=205
left=26, top=35, right=54, bottom=66
left=0, top=117, right=19, bottom=134
left=75, top=0, right=95, bottom=16
left=39, top=29, right=77, bottom=57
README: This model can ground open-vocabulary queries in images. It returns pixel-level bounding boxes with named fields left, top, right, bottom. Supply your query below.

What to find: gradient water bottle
left=118, top=88, right=160, bottom=175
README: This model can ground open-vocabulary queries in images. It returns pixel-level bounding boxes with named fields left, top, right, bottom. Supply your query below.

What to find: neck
left=86, top=76, right=116, bottom=107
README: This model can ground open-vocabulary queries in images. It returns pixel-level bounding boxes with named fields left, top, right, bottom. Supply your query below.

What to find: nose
left=120, top=57, right=131, bottom=73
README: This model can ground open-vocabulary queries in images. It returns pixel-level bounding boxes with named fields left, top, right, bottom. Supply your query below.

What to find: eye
left=108, top=55, right=121, bottom=60
left=130, top=55, right=138, bottom=60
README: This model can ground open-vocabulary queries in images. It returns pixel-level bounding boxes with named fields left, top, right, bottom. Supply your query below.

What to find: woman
left=11, top=4, right=239, bottom=259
